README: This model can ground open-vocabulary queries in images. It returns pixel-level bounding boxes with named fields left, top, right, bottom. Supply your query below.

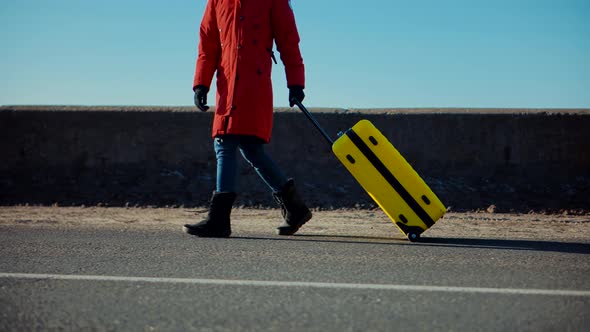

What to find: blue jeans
left=214, top=135, right=288, bottom=193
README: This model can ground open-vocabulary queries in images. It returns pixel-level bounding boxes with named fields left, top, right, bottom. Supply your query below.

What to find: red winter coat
left=194, top=0, right=305, bottom=143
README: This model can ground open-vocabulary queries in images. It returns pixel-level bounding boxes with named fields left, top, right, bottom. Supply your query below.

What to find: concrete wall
left=1, top=106, right=589, bottom=213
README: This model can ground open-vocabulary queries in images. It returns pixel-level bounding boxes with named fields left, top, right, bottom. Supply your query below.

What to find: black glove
left=288, top=85, right=305, bottom=107
left=194, top=85, right=210, bottom=112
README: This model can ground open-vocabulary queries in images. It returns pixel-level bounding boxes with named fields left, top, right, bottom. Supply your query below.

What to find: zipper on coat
left=228, top=1, right=241, bottom=118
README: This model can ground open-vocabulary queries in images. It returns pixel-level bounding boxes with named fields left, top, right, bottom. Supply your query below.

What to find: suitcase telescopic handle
left=291, top=99, right=334, bottom=146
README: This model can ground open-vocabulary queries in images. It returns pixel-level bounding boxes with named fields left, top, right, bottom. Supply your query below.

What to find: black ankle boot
left=273, top=179, right=312, bottom=235
left=184, top=192, right=236, bottom=238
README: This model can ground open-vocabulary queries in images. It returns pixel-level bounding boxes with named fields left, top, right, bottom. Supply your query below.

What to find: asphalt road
left=1, top=222, right=589, bottom=331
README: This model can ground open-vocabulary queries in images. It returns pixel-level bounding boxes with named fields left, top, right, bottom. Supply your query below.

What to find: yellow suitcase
left=293, top=101, right=446, bottom=241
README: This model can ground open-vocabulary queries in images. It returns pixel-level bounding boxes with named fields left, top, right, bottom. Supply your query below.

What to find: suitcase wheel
left=407, top=232, right=420, bottom=242
left=396, top=223, right=423, bottom=242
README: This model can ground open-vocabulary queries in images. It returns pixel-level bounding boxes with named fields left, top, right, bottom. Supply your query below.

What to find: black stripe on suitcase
left=345, top=129, right=435, bottom=228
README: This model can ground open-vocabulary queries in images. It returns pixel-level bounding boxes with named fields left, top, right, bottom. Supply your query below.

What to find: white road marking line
left=1, top=272, right=589, bottom=297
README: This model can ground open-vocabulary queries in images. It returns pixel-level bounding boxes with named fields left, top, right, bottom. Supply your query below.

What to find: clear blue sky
left=1, top=0, right=588, bottom=108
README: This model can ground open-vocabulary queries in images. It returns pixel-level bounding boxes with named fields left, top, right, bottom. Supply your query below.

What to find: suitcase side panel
left=332, top=120, right=446, bottom=236
left=352, top=120, right=446, bottom=218
left=332, top=135, right=424, bottom=234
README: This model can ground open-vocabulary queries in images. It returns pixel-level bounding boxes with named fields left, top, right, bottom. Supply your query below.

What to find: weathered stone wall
left=1, top=106, right=589, bottom=213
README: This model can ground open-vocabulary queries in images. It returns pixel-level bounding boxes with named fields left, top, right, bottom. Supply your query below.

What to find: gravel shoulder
left=1, top=207, right=589, bottom=242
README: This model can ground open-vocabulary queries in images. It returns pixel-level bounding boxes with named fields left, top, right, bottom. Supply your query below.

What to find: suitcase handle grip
left=291, top=98, right=334, bottom=146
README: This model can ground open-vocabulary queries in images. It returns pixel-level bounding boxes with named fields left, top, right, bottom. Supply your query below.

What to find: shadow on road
left=234, top=234, right=406, bottom=247
left=418, top=237, right=590, bottom=254
left=234, top=235, right=590, bottom=254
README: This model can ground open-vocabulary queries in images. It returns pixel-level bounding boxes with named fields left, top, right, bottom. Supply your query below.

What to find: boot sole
left=183, top=225, right=231, bottom=238
left=277, top=211, right=312, bottom=236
